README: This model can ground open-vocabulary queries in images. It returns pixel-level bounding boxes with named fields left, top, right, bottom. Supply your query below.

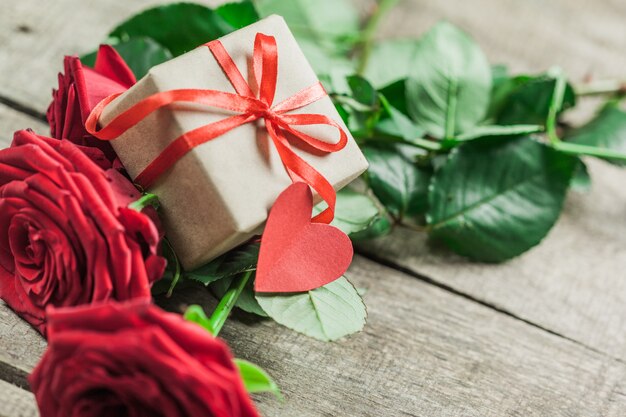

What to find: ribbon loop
left=86, top=33, right=348, bottom=224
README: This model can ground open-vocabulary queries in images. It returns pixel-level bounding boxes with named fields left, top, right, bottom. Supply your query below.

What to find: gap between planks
left=356, top=246, right=626, bottom=366
left=2, top=0, right=626, bottom=367
left=2, top=255, right=626, bottom=416
left=1, top=99, right=620, bottom=371
left=0, top=95, right=46, bottom=124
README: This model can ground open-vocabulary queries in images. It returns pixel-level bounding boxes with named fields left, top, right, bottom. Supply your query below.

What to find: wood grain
left=359, top=157, right=626, bottom=361
left=350, top=0, right=626, bottom=362
left=0, top=104, right=48, bottom=147
left=0, top=0, right=225, bottom=113
left=0, top=380, right=38, bottom=417
left=0, top=302, right=46, bottom=389
left=159, top=256, right=626, bottom=417
left=2, top=255, right=626, bottom=416
left=0, top=0, right=626, bottom=416
left=374, top=0, right=626, bottom=81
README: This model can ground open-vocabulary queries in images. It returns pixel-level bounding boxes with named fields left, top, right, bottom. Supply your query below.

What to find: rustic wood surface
left=359, top=157, right=626, bottom=362
left=0, top=379, right=38, bottom=417
left=1, top=0, right=625, bottom=416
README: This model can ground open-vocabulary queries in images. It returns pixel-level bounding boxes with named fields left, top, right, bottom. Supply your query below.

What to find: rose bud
left=29, top=300, right=260, bottom=417
left=0, top=130, right=166, bottom=335
left=47, top=45, right=135, bottom=160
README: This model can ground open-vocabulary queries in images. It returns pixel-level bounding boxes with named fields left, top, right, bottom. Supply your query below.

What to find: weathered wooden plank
left=352, top=0, right=626, bottom=362
left=0, top=380, right=38, bottom=417
left=2, top=255, right=625, bottom=416
left=0, top=302, right=46, bottom=389
left=1, top=0, right=623, bottom=366
left=20, top=0, right=626, bottom=112
left=0, top=104, right=48, bottom=147
left=606, top=380, right=626, bottom=417
left=0, top=0, right=224, bottom=113
left=160, top=256, right=626, bottom=417
left=0, top=0, right=625, bottom=416
left=359, top=157, right=626, bottom=361
left=376, top=0, right=626, bottom=81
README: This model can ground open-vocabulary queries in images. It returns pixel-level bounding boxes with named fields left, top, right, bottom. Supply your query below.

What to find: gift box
left=98, top=15, right=368, bottom=270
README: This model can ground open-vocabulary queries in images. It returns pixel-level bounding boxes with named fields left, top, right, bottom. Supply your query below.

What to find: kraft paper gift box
left=99, top=15, right=368, bottom=270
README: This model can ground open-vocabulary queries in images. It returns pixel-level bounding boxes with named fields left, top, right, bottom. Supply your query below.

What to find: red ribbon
left=86, top=33, right=348, bottom=224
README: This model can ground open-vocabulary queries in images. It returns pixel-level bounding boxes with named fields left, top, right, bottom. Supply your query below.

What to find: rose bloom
left=29, top=300, right=260, bottom=417
left=47, top=45, right=135, bottom=160
left=0, top=130, right=165, bottom=334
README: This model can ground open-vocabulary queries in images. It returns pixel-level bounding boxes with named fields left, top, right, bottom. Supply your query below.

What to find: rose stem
left=552, top=141, right=626, bottom=161
left=574, top=79, right=626, bottom=97
left=208, top=270, right=254, bottom=336
left=547, top=69, right=626, bottom=160
left=356, top=0, right=402, bottom=75
left=128, top=193, right=159, bottom=211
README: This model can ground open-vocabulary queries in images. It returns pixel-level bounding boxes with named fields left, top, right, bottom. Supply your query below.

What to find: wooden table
left=1, top=1, right=626, bottom=416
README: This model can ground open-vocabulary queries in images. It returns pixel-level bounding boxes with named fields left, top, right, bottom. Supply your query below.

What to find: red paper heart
left=255, top=183, right=353, bottom=293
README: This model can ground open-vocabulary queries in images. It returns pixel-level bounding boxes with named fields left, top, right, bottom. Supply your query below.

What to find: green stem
left=546, top=69, right=567, bottom=145
left=356, top=0, right=402, bottom=74
left=128, top=193, right=159, bottom=211
left=208, top=270, right=253, bottom=336
left=575, top=79, right=626, bottom=97
left=444, top=79, right=458, bottom=140
left=408, top=137, right=444, bottom=152
left=543, top=70, right=626, bottom=161
left=164, top=239, right=182, bottom=298
left=332, top=94, right=377, bottom=112
left=552, top=141, right=626, bottom=162
left=365, top=135, right=443, bottom=152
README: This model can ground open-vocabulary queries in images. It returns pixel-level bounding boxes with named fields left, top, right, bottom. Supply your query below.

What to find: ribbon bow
left=86, top=33, right=348, bottom=224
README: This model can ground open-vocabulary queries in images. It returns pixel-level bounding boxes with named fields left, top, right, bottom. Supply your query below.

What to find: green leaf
left=215, top=1, right=260, bottom=29
left=184, top=305, right=215, bottom=335
left=362, top=144, right=432, bottom=220
left=347, top=75, right=377, bottom=107
left=427, top=136, right=577, bottom=262
left=297, top=39, right=356, bottom=86
left=349, top=215, right=392, bottom=241
left=82, top=37, right=172, bottom=79
left=405, top=22, right=491, bottom=139
left=255, top=276, right=366, bottom=342
left=491, top=65, right=509, bottom=86
left=442, top=124, right=543, bottom=147
left=566, top=103, right=626, bottom=166
left=256, top=0, right=358, bottom=81
left=235, top=359, right=282, bottom=398
left=187, top=242, right=265, bottom=317
left=211, top=273, right=267, bottom=317
left=379, top=79, right=411, bottom=116
left=186, top=242, right=259, bottom=285
left=313, top=188, right=390, bottom=239
left=109, top=2, right=256, bottom=56
left=363, top=40, right=418, bottom=88
left=150, top=237, right=183, bottom=297
left=374, top=110, right=425, bottom=142
left=571, top=160, right=591, bottom=193
left=256, top=0, right=359, bottom=52
left=376, top=93, right=425, bottom=141
left=163, top=239, right=182, bottom=297
left=336, top=76, right=382, bottom=137
left=486, top=67, right=531, bottom=119
left=495, top=76, right=576, bottom=125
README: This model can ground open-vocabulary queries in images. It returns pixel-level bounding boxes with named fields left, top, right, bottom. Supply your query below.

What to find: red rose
left=47, top=45, right=135, bottom=160
left=0, top=130, right=165, bottom=334
left=29, top=300, right=260, bottom=417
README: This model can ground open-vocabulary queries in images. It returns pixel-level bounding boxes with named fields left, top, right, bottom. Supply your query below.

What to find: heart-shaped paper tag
left=255, top=183, right=353, bottom=293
